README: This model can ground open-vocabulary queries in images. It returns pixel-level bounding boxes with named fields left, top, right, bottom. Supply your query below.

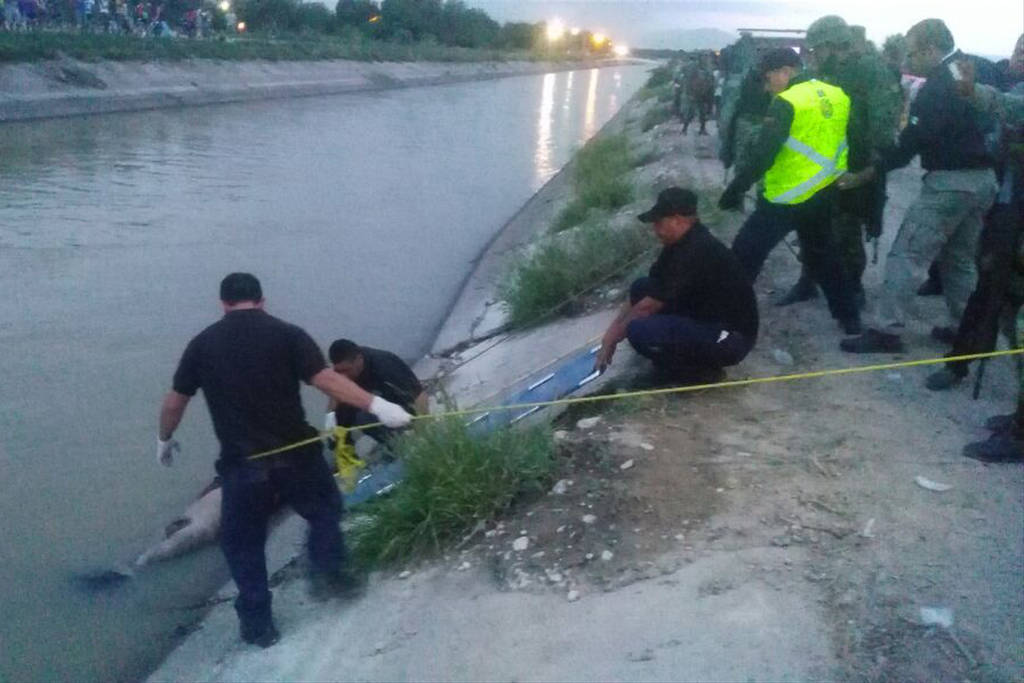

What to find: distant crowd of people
left=0, top=0, right=210, bottom=37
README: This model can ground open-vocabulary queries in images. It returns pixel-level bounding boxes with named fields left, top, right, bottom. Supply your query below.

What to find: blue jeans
left=627, top=277, right=752, bottom=372
left=219, top=445, right=344, bottom=636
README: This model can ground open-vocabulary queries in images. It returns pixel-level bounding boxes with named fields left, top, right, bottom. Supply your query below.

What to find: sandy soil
left=149, top=92, right=1022, bottom=682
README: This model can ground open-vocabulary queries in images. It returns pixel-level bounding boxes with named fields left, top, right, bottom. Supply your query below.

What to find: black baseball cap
left=758, top=47, right=802, bottom=75
left=638, top=187, right=698, bottom=222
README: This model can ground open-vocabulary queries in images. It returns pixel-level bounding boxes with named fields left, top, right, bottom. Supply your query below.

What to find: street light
left=591, top=32, right=607, bottom=47
left=613, top=44, right=630, bottom=57
left=546, top=18, right=565, bottom=42
left=217, top=0, right=229, bottom=12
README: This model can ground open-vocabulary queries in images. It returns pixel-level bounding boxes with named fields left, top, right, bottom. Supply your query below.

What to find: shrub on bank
left=350, top=418, right=555, bottom=567
left=641, top=104, right=674, bottom=131
left=551, top=133, right=635, bottom=233
left=500, top=217, right=651, bottom=327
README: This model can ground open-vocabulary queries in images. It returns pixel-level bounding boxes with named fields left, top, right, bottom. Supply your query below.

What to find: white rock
left=567, top=590, right=580, bottom=602
left=556, top=525, right=566, bottom=533
left=512, top=536, right=530, bottom=552
left=640, top=442, right=655, bottom=451
left=605, top=288, right=622, bottom=300
left=576, top=416, right=602, bottom=430
left=620, top=459, right=635, bottom=471
left=601, top=550, right=615, bottom=561
left=674, top=534, right=685, bottom=541
left=920, top=607, right=954, bottom=628
left=582, top=514, right=597, bottom=524
left=457, top=561, right=471, bottom=571
left=551, top=479, right=571, bottom=495
left=398, top=570, right=412, bottom=579
left=547, top=571, right=564, bottom=583
left=554, top=430, right=570, bottom=441
left=585, top=553, right=594, bottom=560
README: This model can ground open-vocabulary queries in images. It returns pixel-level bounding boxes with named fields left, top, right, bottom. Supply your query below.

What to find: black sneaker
left=930, top=325, right=957, bottom=345
left=962, top=434, right=1024, bottom=463
left=839, top=317, right=863, bottom=336
left=985, top=414, right=1017, bottom=433
left=925, top=367, right=964, bottom=391
left=840, top=328, right=905, bottom=353
left=775, top=277, right=819, bottom=306
left=241, top=624, right=280, bottom=649
left=309, top=569, right=366, bottom=602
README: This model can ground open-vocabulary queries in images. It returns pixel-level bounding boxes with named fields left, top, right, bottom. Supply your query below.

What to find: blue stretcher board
left=344, top=344, right=602, bottom=507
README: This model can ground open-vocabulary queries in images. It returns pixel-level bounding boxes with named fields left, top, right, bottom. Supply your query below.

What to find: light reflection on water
left=0, top=65, right=650, bottom=683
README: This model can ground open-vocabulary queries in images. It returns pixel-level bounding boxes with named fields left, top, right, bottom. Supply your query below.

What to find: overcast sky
left=468, top=1, right=1023, bottom=57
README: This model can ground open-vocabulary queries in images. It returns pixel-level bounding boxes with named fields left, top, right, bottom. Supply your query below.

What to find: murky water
left=0, top=65, right=649, bottom=682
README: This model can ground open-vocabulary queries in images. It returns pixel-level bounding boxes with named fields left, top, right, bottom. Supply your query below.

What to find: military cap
left=806, top=15, right=850, bottom=48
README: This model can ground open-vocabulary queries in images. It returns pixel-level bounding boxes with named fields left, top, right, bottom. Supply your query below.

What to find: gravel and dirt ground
left=149, top=90, right=1022, bottom=683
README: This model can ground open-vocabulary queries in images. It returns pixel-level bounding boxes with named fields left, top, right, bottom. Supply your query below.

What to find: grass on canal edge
left=499, top=217, right=652, bottom=328
left=551, top=133, right=635, bottom=233
left=0, top=31, right=528, bottom=63
left=349, top=418, right=555, bottom=568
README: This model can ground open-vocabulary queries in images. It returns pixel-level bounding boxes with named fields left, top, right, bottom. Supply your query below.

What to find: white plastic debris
left=576, top=417, right=602, bottom=430
left=582, top=514, right=597, bottom=524
left=601, top=550, right=614, bottom=561
left=398, top=570, right=412, bottom=579
left=620, top=459, right=635, bottom=471
left=772, top=349, right=795, bottom=366
left=551, top=479, right=571, bottom=495
left=860, top=518, right=876, bottom=538
left=915, top=476, right=953, bottom=492
left=457, top=561, right=471, bottom=571
left=920, top=607, right=954, bottom=628
left=553, top=430, right=570, bottom=441
left=640, top=443, right=655, bottom=451
left=567, top=590, right=580, bottom=602
left=512, top=536, right=530, bottom=552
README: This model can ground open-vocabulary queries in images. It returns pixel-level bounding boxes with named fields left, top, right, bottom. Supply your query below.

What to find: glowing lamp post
left=546, top=18, right=565, bottom=43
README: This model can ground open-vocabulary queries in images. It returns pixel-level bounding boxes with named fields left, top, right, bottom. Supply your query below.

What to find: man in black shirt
left=596, top=187, right=759, bottom=382
left=156, top=273, right=412, bottom=647
left=325, top=339, right=428, bottom=445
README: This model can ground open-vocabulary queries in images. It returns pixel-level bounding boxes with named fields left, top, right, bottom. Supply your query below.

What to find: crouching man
left=596, top=187, right=759, bottom=383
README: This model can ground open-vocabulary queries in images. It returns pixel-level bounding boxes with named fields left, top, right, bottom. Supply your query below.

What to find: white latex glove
left=157, top=437, right=180, bottom=467
left=323, top=411, right=337, bottom=433
left=369, top=396, right=413, bottom=428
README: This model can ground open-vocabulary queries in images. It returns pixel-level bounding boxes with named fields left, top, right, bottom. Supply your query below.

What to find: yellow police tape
left=250, top=347, right=1024, bottom=462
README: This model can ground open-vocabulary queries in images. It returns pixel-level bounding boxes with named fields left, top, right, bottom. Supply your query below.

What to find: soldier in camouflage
left=776, top=16, right=903, bottom=308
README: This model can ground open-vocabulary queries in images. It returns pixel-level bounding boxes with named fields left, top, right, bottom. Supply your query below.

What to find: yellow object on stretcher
left=332, top=426, right=366, bottom=493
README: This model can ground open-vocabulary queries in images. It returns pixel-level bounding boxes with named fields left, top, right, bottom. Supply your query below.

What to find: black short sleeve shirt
left=647, top=223, right=759, bottom=342
left=172, top=309, right=326, bottom=462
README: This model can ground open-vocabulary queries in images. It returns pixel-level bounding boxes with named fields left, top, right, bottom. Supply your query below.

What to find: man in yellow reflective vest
left=719, top=47, right=865, bottom=336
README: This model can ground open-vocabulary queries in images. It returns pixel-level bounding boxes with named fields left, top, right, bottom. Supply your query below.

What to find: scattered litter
left=585, top=553, right=594, bottom=560
left=674, top=534, right=685, bottom=541
left=398, top=570, right=411, bottom=579
left=582, top=514, right=597, bottom=524
left=519, top=529, right=528, bottom=535
left=860, top=518, right=876, bottom=538
left=915, top=476, right=953, bottom=492
left=546, top=571, right=563, bottom=583
left=567, top=590, right=580, bottom=602
left=601, top=550, right=614, bottom=561
left=576, top=417, right=602, bottom=430
left=737, top=451, right=752, bottom=458
left=551, top=479, right=571, bottom=495
left=715, top=487, right=725, bottom=493
left=605, top=288, right=622, bottom=300
left=556, top=525, right=566, bottom=533
left=920, top=607, right=954, bottom=628
left=512, top=536, right=529, bottom=551
left=640, top=442, right=655, bottom=451
left=457, top=561, right=471, bottom=571
left=620, top=459, right=635, bottom=471
left=772, top=349, right=795, bottom=366
left=553, top=430, right=570, bottom=441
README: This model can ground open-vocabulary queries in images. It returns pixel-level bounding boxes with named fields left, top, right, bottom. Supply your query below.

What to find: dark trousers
left=731, top=188, right=859, bottom=323
left=627, top=277, right=752, bottom=372
left=219, top=445, right=345, bottom=636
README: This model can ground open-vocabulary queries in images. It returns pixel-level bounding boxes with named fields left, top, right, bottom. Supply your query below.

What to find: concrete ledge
left=0, top=57, right=644, bottom=123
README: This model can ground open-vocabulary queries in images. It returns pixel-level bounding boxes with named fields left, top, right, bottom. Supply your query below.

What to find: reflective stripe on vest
left=763, top=79, right=850, bottom=205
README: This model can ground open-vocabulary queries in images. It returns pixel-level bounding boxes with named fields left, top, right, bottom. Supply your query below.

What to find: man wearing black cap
left=596, top=187, right=759, bottom=383
left=719, top=47, right=865, bottom=336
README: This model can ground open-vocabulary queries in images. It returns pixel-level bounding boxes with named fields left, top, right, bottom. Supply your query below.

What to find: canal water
left=0, top=64, right=648, bottom=681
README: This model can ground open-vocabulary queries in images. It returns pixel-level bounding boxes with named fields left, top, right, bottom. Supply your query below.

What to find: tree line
left=234, top=0, right=548, bottom=50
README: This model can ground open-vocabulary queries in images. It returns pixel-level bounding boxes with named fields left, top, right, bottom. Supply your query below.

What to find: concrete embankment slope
left=0, top=56, right=640, bottom=122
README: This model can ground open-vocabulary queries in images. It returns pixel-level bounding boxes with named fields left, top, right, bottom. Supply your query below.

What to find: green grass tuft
left=641, top=104, right=673, bottom=132
left=551, top=199, right=589, bottom=233
left=500, top=217, right=652, bottom=327
left=349, top=418, right=555, bottom=568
